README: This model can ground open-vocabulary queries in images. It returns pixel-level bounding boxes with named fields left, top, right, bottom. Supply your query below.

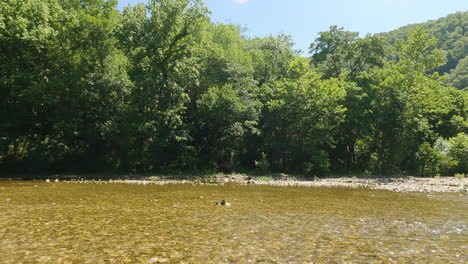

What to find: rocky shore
left=40, top=174, right=467, bottom=193
left=208, top=174, right=468, bottom=193
left=3, top=173, right=467, bottom=193
left=251, top=176, right=467, bottom=193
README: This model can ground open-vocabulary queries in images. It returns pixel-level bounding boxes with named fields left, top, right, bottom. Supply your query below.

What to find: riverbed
left=0, top=180, right=466, bottom=263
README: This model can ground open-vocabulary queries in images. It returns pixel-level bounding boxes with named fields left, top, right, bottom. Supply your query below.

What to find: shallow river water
left=0, top=180, right=466, bottom=263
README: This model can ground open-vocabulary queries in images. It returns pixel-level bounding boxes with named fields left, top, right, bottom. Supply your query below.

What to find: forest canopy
left=0, top=0, right=466, bottom=176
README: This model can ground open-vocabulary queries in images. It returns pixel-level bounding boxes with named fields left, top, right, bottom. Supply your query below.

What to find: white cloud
left=234, top=0, right=250, bottom=4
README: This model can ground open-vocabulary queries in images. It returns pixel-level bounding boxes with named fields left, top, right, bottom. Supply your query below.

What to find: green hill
left=380, top=11, right=467, bottom=89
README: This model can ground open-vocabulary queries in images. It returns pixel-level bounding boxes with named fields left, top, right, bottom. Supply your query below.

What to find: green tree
left=416, top=142, right=455, bottom=176
left=0, top=0, right=122, bottom=170
left=448, top=133, right=468, bottom=173
left=262, top=57, right=348, bottom=175
left=309, top=27, right=388, bottom=172
left=111, top=0, right=209, bottom=171
left=380, top=11, right=468, bottom=75
left=370, top=28, right=454, bottom=174
left=446, top=56, right=468, bottom=90
left=309, top=26, right=358, bottom=79
left=248, top=34, right=297, bottom=86
left=0, top=1, right=466, bottom=176
left=194, top=84, right=260, bottom=171
left=310, top=26, right=388, bottom=80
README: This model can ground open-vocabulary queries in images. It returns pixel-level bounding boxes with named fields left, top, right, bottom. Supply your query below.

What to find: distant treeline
left=0, top=0, right=466, bottom=176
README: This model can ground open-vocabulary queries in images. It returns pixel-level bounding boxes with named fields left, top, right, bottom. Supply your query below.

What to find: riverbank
left=136, top=174, right=467, bottom=193
left=251, top=176, right=468, bottom=193
left=5, top=173, right=465, bottom=193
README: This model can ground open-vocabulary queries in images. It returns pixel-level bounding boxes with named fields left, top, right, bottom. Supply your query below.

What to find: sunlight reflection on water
left=0, top=181, right=466, bottom=263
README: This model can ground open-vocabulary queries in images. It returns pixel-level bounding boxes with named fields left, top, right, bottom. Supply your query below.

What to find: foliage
left=416, top=142, right=455, bottom=176
left=262, top=57, right=348, bottom=175
left=446, top=56, right=468, bottom=90
left=194, top=84, right=260, bottom=171
left=416, top=133, right=468, bottom=176
left=248, top=34, right=298, bottom=86
left=380, top=11, right=467, bottom=75
left=254, top=152, right=270, bottom=175
left=448, top=133, right=468, bottom=173
left=0, top=2, right=466, bottom=177
left=310, top=25, right=387, bottom=80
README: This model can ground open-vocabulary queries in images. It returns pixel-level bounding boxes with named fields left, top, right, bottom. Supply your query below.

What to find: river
left=0, top=180, right=466, bottom=263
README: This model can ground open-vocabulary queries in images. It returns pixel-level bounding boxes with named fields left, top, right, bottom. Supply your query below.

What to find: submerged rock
left=148, top=257, right=158, bottom=263
left=216, top=199, right=231, bottom=206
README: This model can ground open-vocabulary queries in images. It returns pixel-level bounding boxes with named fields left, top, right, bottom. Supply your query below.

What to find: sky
left=117, top=0, right=467, bottom=54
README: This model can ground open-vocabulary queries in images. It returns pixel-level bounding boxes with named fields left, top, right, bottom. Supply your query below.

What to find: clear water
left=0, top=181, right=466, bottom=263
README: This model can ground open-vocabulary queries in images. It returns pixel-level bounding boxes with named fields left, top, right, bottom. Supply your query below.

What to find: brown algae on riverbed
left=0, top=181, right=466, bottom=263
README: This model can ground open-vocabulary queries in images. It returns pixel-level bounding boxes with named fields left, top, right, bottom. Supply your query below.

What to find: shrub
left=254, top=152, right=270, bottom=175
left=416, top=142, right=456, bottom=176
left=448, top=133, right=468, bottom=174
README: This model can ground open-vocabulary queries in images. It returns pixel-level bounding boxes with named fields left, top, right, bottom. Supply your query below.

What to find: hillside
left=380, top=11, right=467, bottom=89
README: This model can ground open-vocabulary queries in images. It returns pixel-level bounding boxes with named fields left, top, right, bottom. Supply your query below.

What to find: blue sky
left=117, top=0, right=467, bottom=53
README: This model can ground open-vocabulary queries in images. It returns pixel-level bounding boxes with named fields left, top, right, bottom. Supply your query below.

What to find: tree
left=309, top=27, right=388, bottom=172
left=446, top=56, right=468, bottom=90
left=262, top=57, right=348, bottom=175
left=0, top=1, right=465, bottom=176
left=448, top=133, right=468, bottom=173
left=194, top=84, right=260, bottom=170
left=0, top=0, right=122, bottom=170
left=380, top=11, right=468, bottom=75
left=114, top=0, right=209, bottom=171
left=370, top=28, right=455, bottom=174
left=309, top=26, right=358, bottom=79
left=309, top=26, right=387, bottom=80
left=248, top=34, right=298, bottom=86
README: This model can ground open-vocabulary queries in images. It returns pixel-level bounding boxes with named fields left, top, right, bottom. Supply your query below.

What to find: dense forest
left=0, top=0, right=467, bottom=176
left=380, top=11, right=467, bottom=89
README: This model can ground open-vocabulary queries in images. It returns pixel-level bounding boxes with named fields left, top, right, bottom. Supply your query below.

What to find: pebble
left=148, top=257, right=159, bottom=263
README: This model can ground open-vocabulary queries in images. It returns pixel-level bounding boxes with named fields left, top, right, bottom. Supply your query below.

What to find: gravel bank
left=5, top=174, right=467, bottom=193
left=80, top=175, right=468, bottom=193
left=250, top=176, right=468, bottom=193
